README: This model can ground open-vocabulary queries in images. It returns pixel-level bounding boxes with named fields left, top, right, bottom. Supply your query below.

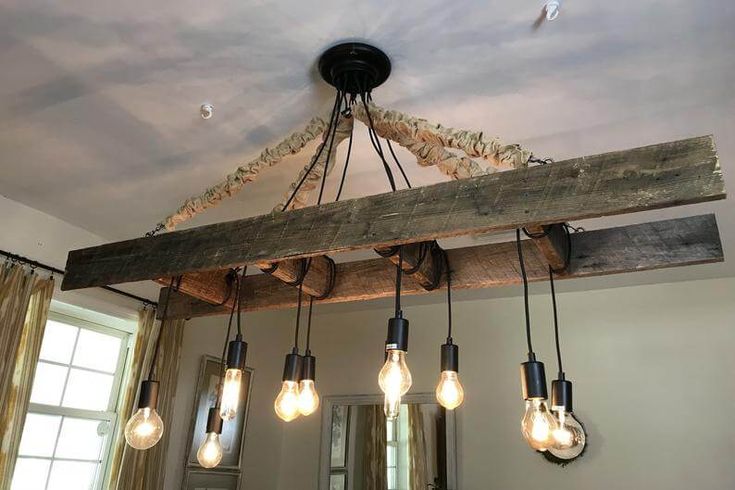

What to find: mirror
left=319, top=394, right=457, bottom=490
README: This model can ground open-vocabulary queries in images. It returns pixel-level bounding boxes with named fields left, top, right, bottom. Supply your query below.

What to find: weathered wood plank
left=64, top=135, right=723, bottom=290
left=257, top=256, right=334, bottom=298
left=157, top=214, right=722, bottom=319
left=375, top=242, right=443, bottom=290
left=526, top=224, right=569, bottom=272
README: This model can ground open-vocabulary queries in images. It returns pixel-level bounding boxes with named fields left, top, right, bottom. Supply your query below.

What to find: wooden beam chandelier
left=64, top=42, right=725, bottom=465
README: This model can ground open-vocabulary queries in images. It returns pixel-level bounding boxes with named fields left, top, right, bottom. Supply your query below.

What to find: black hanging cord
left=549, top=266, right=564, bottom=377
left=443, top=250, right=453, bottom=342
left=217, top=270, right=241, bottom=407
left=148, top=276, right=177, bottom=380
left=306, top=296, right=314, bottom=352
left=334, top=123, right=354, bottom=202
left=515, top=229, right=534, bottom=356
left=236, top=266, right=246, bottom=336
left=282, top=89, right=342, bottom=211
left=356, top=78, right=397, bottom=192
left=385, top=139, right=412, bottom=189
left=293, top=282, right=304, bottom=351
left=316, top=93, right=344, bottom=206
left=395, top=246, right=403, bottom=317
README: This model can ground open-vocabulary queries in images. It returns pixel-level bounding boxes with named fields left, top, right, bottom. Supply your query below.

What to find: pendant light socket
left=440, top=342, right=459, bottom=372
left=226, top=334, right=248, bottom=371
left=282, top=349, right=302, bottom=382
left=137, top=380, right=159, bottom=409
left=520, top=358, right=548, bottom=400
left=551, top=378, right=573, bottom=412
left=301, top=352, right=316, bottom=381
left=386, top=316, right=409, bottom=352
left=206, top=406, right=223, bottom=434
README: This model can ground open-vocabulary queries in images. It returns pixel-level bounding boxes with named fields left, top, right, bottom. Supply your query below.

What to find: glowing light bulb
left=521, top=398, right=556, bottom=451
left=196, top=431, right=223, bottom=468
left=124, top=407, right=164, bottom=450
left=379, top=350, right=412, bottom=418
left=275, top=380, right=301, bottom=422
left=435, top=371, right=465, bottom=410
left=219, top=368, right=242, bottom=421
left=297, top=379, right=320, bottom=416
left=550, top=409, right=586, bottom=458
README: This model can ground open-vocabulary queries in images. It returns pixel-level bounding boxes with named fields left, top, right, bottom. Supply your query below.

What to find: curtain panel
left=0, top=264, right=54, bottom=490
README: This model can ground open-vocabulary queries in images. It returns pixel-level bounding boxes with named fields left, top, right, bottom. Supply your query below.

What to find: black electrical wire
left=515, top=229, right=534, bottom=355
left=316, top=94, right=343, bottom=206
left=236, top=266, right=246, bottom=336
left=357, top=83, right=397, bottom=192
left=282, top=89, right=342, bottom=211
left=395, top=246, right=403, bottom=317
left=334, top=124, right=354, bottom=202
left=444, top=249, right=453, bottom=342
left=293, top=281, right=304, bottom=351
left=385, top=139, right=412, bottom=189
left=549, top=266, right=564, bottom=377
left=306, top=296, right=314, bottom=352
left=217, top=270, right=241, bottom=407
left=148, top=276, right=176, bottom=380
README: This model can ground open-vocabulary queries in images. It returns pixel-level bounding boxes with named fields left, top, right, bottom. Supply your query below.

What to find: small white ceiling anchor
left=200, top=103, right=214, bottom=120
left=545, top=0, right=561, bottom=20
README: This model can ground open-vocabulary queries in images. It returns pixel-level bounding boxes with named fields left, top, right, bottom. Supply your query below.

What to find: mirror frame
left=318, top=393, right=458, bottom=490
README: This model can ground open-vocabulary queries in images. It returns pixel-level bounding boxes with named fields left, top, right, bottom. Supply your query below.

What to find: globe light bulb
left=297, top=379, right=320, bottom=416
left=219, top=368, right=242, bottom=421
left=275, top=380, right=301, bottom=422
left=378, top=349, right=412, bottom=418
left=435, top=370, right=465, bottom=410
left=521, top=398, right=556, bottom=451
left=550, top=409, right=586, bottom=459
left=124, top=407, right=164, bottom=450
left=197, top=431, right=223, bottom=468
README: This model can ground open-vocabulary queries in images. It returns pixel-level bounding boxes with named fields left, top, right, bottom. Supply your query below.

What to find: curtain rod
left=1, top=249, right=157, bottom=307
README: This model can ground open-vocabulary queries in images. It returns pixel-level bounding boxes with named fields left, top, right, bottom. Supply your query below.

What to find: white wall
left=172, top=277, right=735, bottom=490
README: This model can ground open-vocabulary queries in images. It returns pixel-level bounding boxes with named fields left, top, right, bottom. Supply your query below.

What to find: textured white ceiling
left=1, top=0, right=734, bottom=285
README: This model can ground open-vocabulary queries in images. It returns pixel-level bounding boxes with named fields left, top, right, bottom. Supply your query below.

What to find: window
left=12, top=306, right=132, bottom=490
left=386, top=404, right=409, bottom=490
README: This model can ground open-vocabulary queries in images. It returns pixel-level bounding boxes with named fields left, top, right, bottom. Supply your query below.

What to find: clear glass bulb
left=297, top=379, right=320, bottom=416
left=379, top=350, right=412, bottom=419
left=124, top=407, right=164, bottom=450
left=521, top=398, right=557, bottom=451
left=550, top=409, right=586, bottom=459
left=219, top=368, right=242, bottom=421
left=435, top=370, right=465, bottom=410
left=274, top=380, right=301, bottom=422
left=196, top=431, right=223, bottom=468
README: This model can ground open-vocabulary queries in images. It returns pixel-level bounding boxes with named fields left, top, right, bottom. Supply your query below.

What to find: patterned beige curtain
left=363, top=405, right=388, bottom=490
left=408, top=405, right=428, bottom=490
left=0, top=264, right=54, bottom=490
left=113, top=316, right=186, bottom=490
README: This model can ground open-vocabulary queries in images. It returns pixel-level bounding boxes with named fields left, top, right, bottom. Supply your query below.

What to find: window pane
left=30, top=362, right=68, bottom=406
left=39, top=320, right=78, bottom=364
left=387, top=466, right=397, bottom=489
left=12, top=458, right=50, bottom=490
left=62, top=369, right=113, bottom=411
left=72, top=329, right=121, bottom=373
left=47, top=460, right=98, bottom=490
left=18, top=413, right=61, bottom=457
left=386, top=444, right=397, bottom=466
left=386, top=420, right=395, bottom=441
left=55, top=418, right=107, bottom=460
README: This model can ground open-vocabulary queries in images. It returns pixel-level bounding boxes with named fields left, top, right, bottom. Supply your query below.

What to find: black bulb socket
left=386, top=316, right=409, bottom=353
left=551, top=378, right=573, bottom=413
left=137, top=380, right=159, bottom=410
left=301, top=352, right=316, bottom=382
left=440, top=342, right=459, bottom=373
left=282, top=349, right=303, bottom=382
left=226, top=335, right=248, bottom=371
left=520, top=357, right=548, bottom=400
left=206, top=406, right=223, bottom=434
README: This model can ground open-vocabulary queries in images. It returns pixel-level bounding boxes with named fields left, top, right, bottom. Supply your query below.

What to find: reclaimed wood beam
left=374, top=242, right=444, bottom=291
left=525, top=224, right=569, bottom=272
left=63, top=135, right=723, bottom=291
left=157, top=214, right=722, bottom=319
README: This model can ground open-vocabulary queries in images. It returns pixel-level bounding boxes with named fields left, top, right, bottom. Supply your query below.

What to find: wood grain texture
left=526, top=224, right=569, bottom=272
left=374, top=242, right=443, bottom=291
left=157, top=214, right=723, bottom=319
left=64, top=135, right=724, bottom=290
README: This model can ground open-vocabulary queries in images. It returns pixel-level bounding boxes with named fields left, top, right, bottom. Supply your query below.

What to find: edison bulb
left=275, top=380, right=301, bottom=422
left=297, top=380, right=320, bottom=416
left=124, top=407, right=164, bottom=450
left=521, top=398, right=556, bottom=451
left=550, top=409, right=586, bottom=459
left=379, top=350, right=412, bottom=419
left=220, top=368, right=242, bottom=421
left=435, top=370, right=465, bottom=410
left=196, top=432, right=223, bottom=468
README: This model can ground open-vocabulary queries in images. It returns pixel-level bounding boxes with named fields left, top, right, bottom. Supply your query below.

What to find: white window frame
left=15, top=304, right=134, bottom=490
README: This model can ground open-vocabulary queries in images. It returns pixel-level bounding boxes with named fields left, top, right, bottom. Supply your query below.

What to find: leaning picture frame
left=184, top=355, right=253, bottom=471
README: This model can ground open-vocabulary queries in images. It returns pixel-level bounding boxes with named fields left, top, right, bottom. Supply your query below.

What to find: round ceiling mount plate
left=318, top=42, right=391, bottom=94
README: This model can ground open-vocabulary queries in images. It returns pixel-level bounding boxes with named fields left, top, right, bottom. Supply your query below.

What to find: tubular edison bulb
left=298, top=380, right=320, bottom=416
left=197, top=432, right=223, bottom=468
left=219, top=368, right=242, bottom=421
left=125, top=407, right=164, bottom=450
left=436, top=371, right=464, bottom=410
left=521, top=398, right=556, bottom=451
left=379, top=349, right=412, bottom=419
left=275, top=380, right=301, bottom=422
